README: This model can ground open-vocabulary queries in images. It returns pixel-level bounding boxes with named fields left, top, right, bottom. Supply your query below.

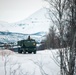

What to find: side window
left=27, top=41, right=30, bottom=42
left=31, top=41, right=35, bottom=43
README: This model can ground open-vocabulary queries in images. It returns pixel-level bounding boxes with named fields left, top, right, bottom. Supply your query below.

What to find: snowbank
left=0, top=49, right=15, bottom=56
left=0, top=49, right=60, bottom=75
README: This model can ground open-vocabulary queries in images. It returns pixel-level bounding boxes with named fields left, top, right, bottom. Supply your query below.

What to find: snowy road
left=0, top=49, right=60, bottom=75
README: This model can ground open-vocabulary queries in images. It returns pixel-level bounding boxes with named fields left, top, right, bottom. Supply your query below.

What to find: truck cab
left=17, top=36, right=37, bottom=54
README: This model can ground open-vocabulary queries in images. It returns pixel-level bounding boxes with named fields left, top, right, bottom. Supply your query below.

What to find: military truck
left=17, top=36, right=37, bottom=54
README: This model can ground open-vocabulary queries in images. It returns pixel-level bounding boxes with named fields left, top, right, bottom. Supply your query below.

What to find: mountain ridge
left=0, top=8, right=50, bottom=43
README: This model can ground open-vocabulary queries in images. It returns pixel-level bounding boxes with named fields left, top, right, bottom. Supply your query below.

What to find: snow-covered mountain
left=0, top=31, right=47, bottom=44
left=0, top=8, right=50, bottom=43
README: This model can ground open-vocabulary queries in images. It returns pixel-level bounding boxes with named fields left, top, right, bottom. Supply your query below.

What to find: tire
left=34, top=51, right=36, bottom=54
left=28, top=52, right=32, bottom=54
left=18, top=50, right=22, bottom=53
left=24, top=51, right=26, bottom=54
left=18, top=48, right=22, bottom=53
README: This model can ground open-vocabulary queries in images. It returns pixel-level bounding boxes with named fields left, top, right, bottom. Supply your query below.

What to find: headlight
left=33, top=43, right=36, bottom=45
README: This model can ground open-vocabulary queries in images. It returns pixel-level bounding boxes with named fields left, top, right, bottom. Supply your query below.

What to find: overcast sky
left=0, top=0, right=47, bottom=23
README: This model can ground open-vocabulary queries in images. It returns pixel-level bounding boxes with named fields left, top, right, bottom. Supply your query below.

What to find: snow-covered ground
left=0, top=49, right=60, bottom=75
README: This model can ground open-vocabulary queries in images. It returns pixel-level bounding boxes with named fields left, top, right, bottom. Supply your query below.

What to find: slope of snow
left=0, top=8, right=50, bottom=34
left=0, top=8, right=50, bottom=43
left=13, top=8, right=50, bottom=34
left=0, top=49, right=60, bottom=75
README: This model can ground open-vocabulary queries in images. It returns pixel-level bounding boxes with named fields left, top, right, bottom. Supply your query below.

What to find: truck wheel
left=34, top=51, right=36, bottom=54
left=24, top=51, right=26, bottom=54
left=28, top=52, right=32, bottom=54
left=18, top=50, right=22, bottom=53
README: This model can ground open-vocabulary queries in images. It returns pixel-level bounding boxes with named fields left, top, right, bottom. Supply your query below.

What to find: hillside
left=0, top=8, right=50, bottom=43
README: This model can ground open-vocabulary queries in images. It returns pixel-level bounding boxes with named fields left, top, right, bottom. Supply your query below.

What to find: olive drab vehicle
left=17, top=36, right=37, bottom=54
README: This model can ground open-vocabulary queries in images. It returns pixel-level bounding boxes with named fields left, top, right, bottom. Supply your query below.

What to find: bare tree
left=2, top=50, right=26, bottom=75
left=44, top=0, right=76, bottom=75
left=65, top=0, right=76, bottom=75
left=29, top=59, right=48, bottom=75
left=45, top=26, right=57, bottom=49
left=44, top=0, right=68, bottom=75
